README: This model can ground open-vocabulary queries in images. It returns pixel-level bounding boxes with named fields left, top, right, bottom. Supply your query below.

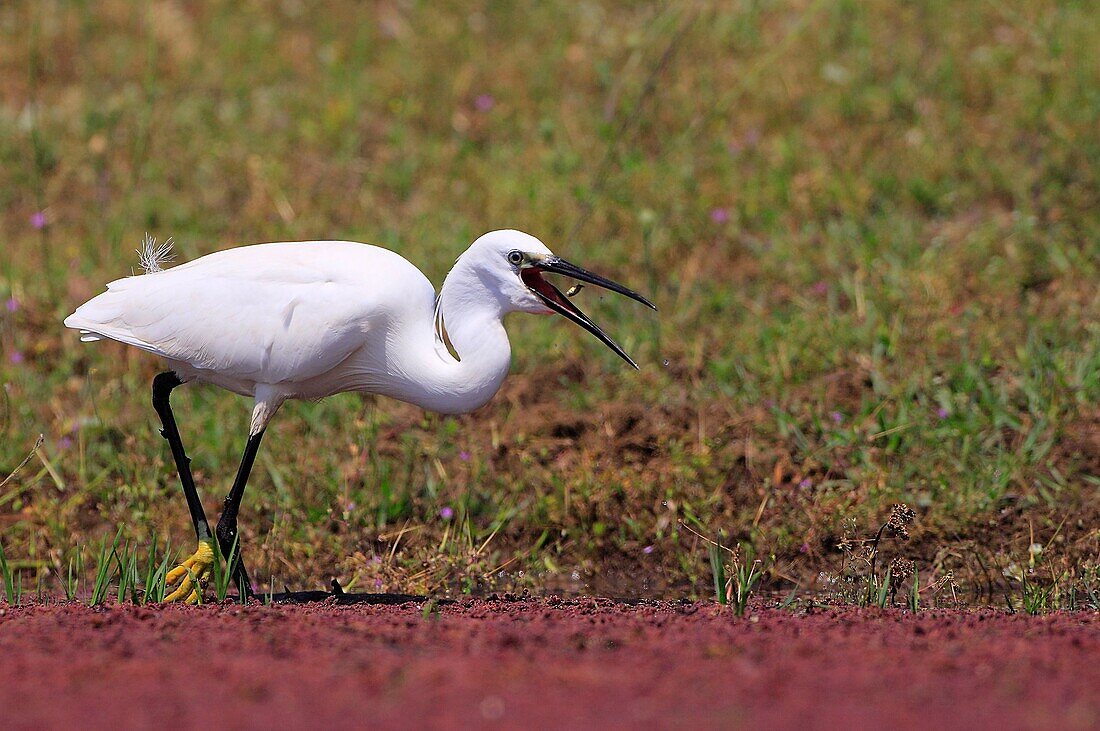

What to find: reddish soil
left=1, top=597, right=1097, bottom=730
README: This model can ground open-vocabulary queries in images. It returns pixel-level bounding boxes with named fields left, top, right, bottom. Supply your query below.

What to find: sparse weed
left=1015, top=552, right=1087, bottom=614
left=1020, top=575, right=1056, bottom=616
left=211, top=533, right=243, bottom=603
left=65, top=548, right=84, bottom=601
left=185, top=567, right=203, bottom=605
left=89, top=529, right=123, bottom=606
left=1081, top=567, right=1100, bottom=612
left=998, top=526, right=1088, bottom=615
left=36, top=532, right=180, bottom=606
left=726, top=546, right=765, bottom=616
left=115, top=540, right=139, bottom=604
left=873, top=568, right=892, bottom=609
left=141, top=535, right=175, bottom=604
left=0, top=541, right=14, bottom=604
left=707, top=542, right=726, bottom=606
left=343, top=504, right=520, bottom=597
left=838, top=504, right=917, bottom=608
left=691, top=523, right=764, bottom=615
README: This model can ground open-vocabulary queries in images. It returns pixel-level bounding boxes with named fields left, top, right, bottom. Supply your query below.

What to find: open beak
left=520, top=256, right=657, bottom=369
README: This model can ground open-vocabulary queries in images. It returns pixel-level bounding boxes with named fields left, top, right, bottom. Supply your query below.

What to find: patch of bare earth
left=0, top=598, right=1096, bottom=729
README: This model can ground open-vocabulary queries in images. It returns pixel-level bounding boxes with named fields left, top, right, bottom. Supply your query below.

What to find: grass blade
left=729, top=545, right=764, bottom=617
left=143, top=541, right=176, bottom=605
left=90, top=528, right=124, bottom=606
left=708, top=542, right=727, bottom=605
left=212, top=534, right=241, bottom=603
left=67, top=548, right=85, bottom=602
left=0, top=542, right=14, bottom=604
left=875, top=567, right=892, bottom=608
left=908, top=568, right=920, bottom=612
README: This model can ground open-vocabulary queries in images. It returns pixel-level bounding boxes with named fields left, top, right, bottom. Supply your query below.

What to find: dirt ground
left=0, top=597, right=1096, bottom=730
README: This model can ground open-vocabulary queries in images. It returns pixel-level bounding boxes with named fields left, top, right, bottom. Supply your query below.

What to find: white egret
left=65, top=230, right=655, bottom=602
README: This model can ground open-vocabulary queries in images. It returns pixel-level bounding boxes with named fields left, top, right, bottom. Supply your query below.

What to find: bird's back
left=65, top=241, right=438, bottom=396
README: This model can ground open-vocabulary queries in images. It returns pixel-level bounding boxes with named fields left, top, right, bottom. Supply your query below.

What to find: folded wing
left=64, top=241, right=433, bottom=388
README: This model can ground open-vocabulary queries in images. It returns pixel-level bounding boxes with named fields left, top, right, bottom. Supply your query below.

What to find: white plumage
left=66, top=229, right=652, bottom=432
left=64, top=228, right=654, bottom=601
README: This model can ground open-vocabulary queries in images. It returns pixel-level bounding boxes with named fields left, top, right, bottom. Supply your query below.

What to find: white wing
left=65, top=241, right=436, bottom=389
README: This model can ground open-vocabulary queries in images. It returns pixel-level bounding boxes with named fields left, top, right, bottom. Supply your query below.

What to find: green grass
left=0, top=1, right=1098, bottom=606
left=89, top=528, right=123, bottom=606
left=210, top=532, right=243, bottom=603
left=0, top=541, right=15, bottom=604
left=708, top=541, right=727, bottom=606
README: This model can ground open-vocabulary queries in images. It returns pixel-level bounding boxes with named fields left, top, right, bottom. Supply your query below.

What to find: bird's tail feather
left=136, top=233, right=175, bottom=274
left=64, top=290, right=164, bottom=356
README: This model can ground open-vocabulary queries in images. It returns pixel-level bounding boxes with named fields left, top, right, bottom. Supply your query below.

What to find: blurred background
left=0, top=0, right=1097, bottom=601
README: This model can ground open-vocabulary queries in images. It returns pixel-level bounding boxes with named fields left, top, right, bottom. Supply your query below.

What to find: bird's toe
left=162, top=540, right=215, bottom=604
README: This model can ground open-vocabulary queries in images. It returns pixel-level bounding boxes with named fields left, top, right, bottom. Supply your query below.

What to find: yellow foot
left=163, top=540, right=215, bottom=603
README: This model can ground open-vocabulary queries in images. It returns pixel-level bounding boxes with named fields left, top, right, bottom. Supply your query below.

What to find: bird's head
left=455, top=229, right=656, bottom=368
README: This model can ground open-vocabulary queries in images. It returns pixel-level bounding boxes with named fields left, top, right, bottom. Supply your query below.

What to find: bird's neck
left=392, top=264, right=512, bottom=414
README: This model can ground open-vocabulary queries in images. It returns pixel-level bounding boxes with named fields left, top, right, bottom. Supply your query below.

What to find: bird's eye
left=507, top=250, right=524, bottom=265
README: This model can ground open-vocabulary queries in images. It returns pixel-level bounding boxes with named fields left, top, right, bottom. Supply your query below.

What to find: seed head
left=889, top=557, right=914, bottom=582
left=887, top=503, right=915, bottom=539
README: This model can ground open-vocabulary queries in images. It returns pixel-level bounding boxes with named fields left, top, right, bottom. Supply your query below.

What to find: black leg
left=152, top=372, right=212, bottom=543
left=216, top=429, right=265, bottom=598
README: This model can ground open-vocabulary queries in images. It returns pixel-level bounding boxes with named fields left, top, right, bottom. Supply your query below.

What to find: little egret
left=65, top=230, right=655, bottom=601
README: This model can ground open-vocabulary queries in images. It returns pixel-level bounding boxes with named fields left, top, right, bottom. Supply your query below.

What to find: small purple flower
left=9, top=351, right=24, bottom=364
left=440, top=506, right=455, bottom=520
left=710, top=208, right=730, bottom=224
left=459, top=450, right=470, bottom=462
left=642, top=545, right=654, bottom=555
left=798, top=478, right=812, bottom=489
left=811, top=281, right=828, bottom=295
left=799, top=542, right=809, bottom=554
left=5, top=297, right=18, bottom=313
left=474, top=94, right=495, bottom=112
left=30, top=211, right=47, bottom=230
left=936, top=407, right=949, bottom=419
left=374, top=579, right=383, bottom=589
left=58, top=436, right=73, bottom=451
left=830, top=411, right=843, bottom=425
